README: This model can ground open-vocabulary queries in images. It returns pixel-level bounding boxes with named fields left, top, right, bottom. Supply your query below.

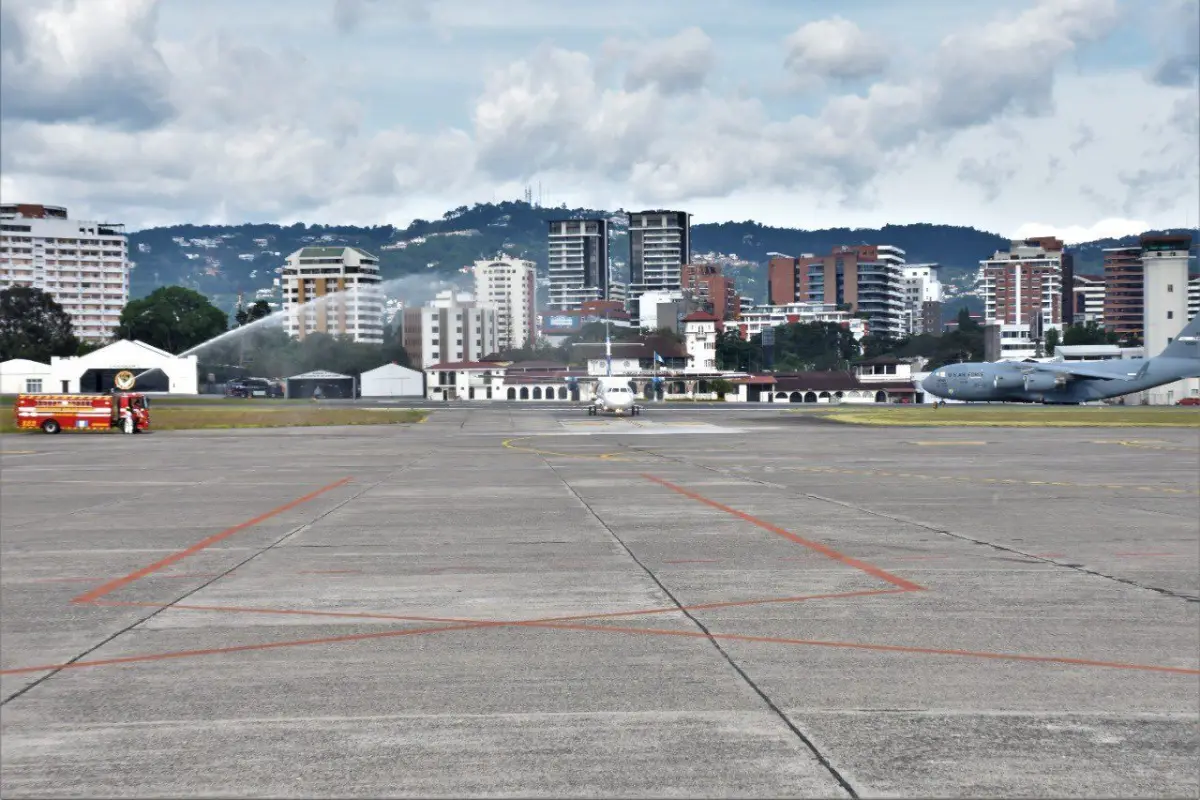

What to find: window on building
left=1168, top=310, right=1174, bottom=319
left=25, top=378, right=43, bottom=393
left=1168, top=284, right=1173, bottom=292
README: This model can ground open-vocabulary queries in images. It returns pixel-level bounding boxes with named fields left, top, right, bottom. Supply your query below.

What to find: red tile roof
left=571, top=336, right=689, bottom=360
left=425, top=361, right=503, bottom=371
left=683, top=311, right=719, bottom=322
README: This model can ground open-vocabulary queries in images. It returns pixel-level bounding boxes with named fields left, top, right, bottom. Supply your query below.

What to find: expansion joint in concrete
left=539, top=453, right=860, bottom=799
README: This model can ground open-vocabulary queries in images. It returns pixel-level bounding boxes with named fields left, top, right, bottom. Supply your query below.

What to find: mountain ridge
left=124, top=200, right=1198, bottom=314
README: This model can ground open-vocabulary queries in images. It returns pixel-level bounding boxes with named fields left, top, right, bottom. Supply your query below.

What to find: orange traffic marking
left=642, top=474, right=926, bottom=593
left=0, top=620, right=495, bottom=676
left=523, top=621, right=1200, bottom=676
left=72, top=477, right=353, bottom=604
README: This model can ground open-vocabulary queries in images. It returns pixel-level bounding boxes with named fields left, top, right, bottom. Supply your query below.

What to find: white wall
left=1142, top=249, right=1192, bottom=404
left=360, top=364, right=423, bottom=397
left=0, top=359, right=53, bottom=394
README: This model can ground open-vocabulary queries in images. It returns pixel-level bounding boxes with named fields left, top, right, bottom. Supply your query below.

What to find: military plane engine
left=1022, top=372, right=1067, bottom=392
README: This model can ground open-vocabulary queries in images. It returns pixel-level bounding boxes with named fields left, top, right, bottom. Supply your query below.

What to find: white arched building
left=49, top=339, right=199, bottom=394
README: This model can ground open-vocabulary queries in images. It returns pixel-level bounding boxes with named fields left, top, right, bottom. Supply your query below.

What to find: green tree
left=118, top=286, right=229, bottom=354
left=769, top=321, right=861, bottom=370
left=0, top=287, right=81, bottom=362
left=233, top=299, right=273, bottom=328
left=1062, top=320, right=1120, bottom=347
left=709, top=378, right=734, bottom=398
left=1044, top=327, right=1060, bottom=356
left=716, top=328, right=757, bottom=370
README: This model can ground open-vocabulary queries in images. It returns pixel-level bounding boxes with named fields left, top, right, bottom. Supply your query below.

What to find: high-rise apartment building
left=1071, top=274, right=1106, bottom=325
left=473, top=255, right=536, bottom=352
left=767, top=255, right=803, bottom=306
left=680, top=263, right=740, bottom=320
left=401, top=290, right=498, bottom=368
left=0, top=203, right=130, bottom=342
left=547, top=218, right=609, bottom=312
left=281, top=246, right=384, bottom=343
left=768, top=246, right=907, bottom=338
left=1140, top=233, right=1196, bottom=404
left=627, top=210, right=691, bottom=301
left=977, top=239, right=1065, bottom=327
left=1102, top=246, right=1143, bottom=339
left=899, top=263, right=944, bottom=335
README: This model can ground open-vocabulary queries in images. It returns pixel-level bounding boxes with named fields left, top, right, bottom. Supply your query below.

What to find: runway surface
left=2, top=408, right=1198, bottom=798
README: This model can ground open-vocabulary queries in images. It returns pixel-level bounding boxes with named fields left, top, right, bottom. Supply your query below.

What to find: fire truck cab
left=13, top=391, right=151, bottom=435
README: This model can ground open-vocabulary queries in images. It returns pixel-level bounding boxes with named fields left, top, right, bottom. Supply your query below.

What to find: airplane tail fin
left=1158, top=313, right=1200, bottom=360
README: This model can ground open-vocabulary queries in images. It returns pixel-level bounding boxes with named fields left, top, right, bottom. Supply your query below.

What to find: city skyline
left=1, top=0, right=1196, bottom=242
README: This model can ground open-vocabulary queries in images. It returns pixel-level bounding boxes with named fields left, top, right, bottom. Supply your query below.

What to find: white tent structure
left=360, top=362, right=423, bottom=397
left=1, top=358, right=53, bottom=395
left=50, top=340, right=198, bottom=394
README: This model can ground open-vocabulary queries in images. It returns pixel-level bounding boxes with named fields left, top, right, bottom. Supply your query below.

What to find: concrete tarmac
left=1, top=408, right=1198, bottom=798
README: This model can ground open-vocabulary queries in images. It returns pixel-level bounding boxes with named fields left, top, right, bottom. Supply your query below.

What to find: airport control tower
left=1141, top=233, right=1197, bottom=405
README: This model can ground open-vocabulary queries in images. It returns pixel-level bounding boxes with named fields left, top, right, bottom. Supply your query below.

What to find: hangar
left=359, top=362, right=423, bottom=398
left=0, top=358, right=54, bottom=395
left=48, top=340, right=199, bottom=394
left=285, top=370, right=356, bottom=399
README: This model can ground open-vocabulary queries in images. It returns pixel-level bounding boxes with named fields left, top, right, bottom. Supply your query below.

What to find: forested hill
left=124, top=200, right=1198, bottom=313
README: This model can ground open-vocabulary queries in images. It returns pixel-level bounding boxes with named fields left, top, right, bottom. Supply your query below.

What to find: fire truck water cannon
left=13, top=371, right=151, bottom=435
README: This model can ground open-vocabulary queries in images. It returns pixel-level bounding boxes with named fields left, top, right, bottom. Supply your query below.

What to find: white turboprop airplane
left=585, top=327, right=644, bottom=417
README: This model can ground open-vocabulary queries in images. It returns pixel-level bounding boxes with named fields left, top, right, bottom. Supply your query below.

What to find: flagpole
left=605, top=315, right=612, bottom=378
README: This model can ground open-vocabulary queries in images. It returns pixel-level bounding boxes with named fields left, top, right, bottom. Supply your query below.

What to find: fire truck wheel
left=41, top=419, right=61, bottom=435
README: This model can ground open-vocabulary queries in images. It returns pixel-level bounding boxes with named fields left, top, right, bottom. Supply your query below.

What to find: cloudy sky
left=1, top=0, right=1197, bottom=241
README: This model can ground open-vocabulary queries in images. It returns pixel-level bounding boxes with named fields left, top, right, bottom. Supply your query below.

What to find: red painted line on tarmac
left=0, top=620, right=493, bottom=676
left=642, top=474, right=926, bottom=593
left=2, top=589, right=911, bottom=674
left=72, top=478, right=353, bottom=604
left=520, top=621, right=1200, bottom=676
left=23, top=573, right=222, bottom=584
left=1113, top=553, right=1185, bottom=557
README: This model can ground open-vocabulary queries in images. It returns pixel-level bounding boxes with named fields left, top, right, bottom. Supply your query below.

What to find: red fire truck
left=13, top=391, right=151, bottom=434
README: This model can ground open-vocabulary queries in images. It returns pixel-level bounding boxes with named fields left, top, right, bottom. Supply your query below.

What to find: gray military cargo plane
left=918, top=314, right=1200, bottom=404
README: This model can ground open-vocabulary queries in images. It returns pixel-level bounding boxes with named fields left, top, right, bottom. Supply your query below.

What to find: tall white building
left=547, top=219, right=609, bottom=312
left=1071, top=273, right=1106, bottom=325
left=401, top=290, right=498, bottom=368
left=682, top=311, right=719, bottom=373
left=281, top=246, right=384, bottom=343
left=627, top=210, right=690, bottom=302
left=1188, top=273, right=1199, bottom=320
left=473, top=255, right=536, bottom=351
left=1140, top=234, right=1197, bottom=404
left=977, top=238, right=1065, bottom=327
left=976, top=237, right=1066, bottom=358
left=0, top=203, right=130, bottom=342
left=899, top=263, right=943, bottom=335
left=637, top=289, right=685, bottom=330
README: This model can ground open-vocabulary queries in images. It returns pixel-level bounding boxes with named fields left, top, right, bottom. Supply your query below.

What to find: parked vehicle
left=13, top=392, right=150, bottom=434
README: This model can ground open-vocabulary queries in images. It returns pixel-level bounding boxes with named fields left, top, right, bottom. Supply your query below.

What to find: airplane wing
left=1021, top=362, right=1142, bottom=381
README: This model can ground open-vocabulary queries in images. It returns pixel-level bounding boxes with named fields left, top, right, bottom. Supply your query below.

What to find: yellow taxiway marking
left=502, top=436, right=630, bottom=461
left=908, top=441, right=988, bottom=446
left=787, top=466, right=1199, bottom=495
left=0, top=449, right=39, bottom=455
left=1089, top=439, right=1196, bottom=452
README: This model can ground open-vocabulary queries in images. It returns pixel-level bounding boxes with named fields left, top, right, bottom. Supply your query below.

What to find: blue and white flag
left=653, top=351, right=664, bottom=364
